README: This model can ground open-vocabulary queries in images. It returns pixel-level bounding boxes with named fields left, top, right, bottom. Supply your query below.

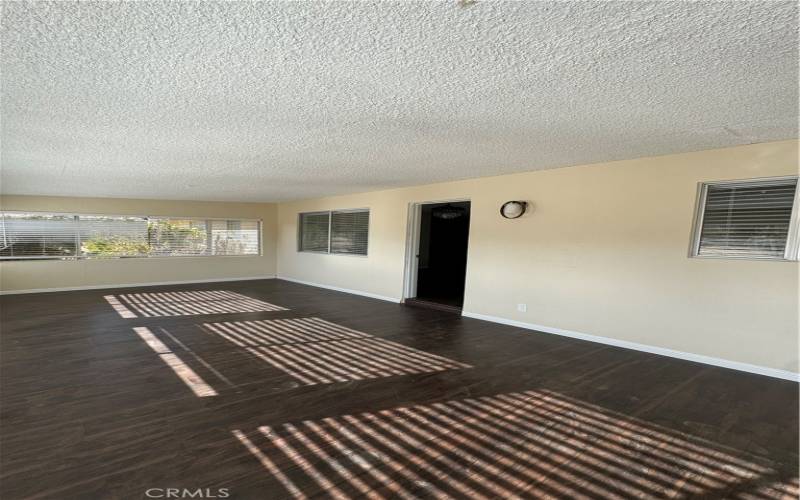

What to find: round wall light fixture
left=500, top=201, right=528, bottom=219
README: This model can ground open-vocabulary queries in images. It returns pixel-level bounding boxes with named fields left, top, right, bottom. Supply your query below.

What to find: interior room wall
left=0, top=196, right=278, bottom=292
left=276, top=140, right=799, bottom=374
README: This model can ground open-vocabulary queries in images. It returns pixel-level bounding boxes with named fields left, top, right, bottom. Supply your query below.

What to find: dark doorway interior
left=414, top=201, right=471, bottom=309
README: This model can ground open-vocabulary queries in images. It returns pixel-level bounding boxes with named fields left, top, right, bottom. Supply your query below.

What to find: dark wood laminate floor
left=1, top=279, right=797, bottom=499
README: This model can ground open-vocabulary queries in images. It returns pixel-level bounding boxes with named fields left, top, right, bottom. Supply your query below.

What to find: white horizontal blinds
left=0, top=213, right=261, bottom=260
left=0, top=213, right=78, bottom=259
left=148, top=218, right=259, bottom=256
left=79, top=216, right=149, bottom=258
left=698, top=179, right=798, bottom=258
left=299, top=212, right=330, bottom=252
left=330, top=210, right=369, bottom=255
left=148, top=218, right=209, bottom=256
left=209, top=219, right=259, bottom=255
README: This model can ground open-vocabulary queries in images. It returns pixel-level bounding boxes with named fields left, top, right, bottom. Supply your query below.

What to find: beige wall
left=0, top=196, right=277, bottom=291
left=2, top=142, right=797, bottom=373
left=277, top=140, right=800, bottom=373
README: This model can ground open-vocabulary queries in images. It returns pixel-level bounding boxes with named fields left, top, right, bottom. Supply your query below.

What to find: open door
left=404, top=201, right=470, bottom=312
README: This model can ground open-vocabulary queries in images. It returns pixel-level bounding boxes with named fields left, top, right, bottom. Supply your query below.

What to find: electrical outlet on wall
left=517, top=303, right=527, bottom=312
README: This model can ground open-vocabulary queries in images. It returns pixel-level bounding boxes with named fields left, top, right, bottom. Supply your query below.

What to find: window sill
left=689, top=254, right=797, bottom=262
left=297, top=251, right=368, bottom=258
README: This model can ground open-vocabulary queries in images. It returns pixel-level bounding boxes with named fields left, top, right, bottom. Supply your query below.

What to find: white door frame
left=401, top=198, right=470, bottom=301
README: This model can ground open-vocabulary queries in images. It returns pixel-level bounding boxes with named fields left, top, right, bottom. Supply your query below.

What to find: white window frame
left=689, top=176, right=800, bottom=261
left=0, top=211, right=262, bottom=260
left=297, top=208, right=370, bottom=257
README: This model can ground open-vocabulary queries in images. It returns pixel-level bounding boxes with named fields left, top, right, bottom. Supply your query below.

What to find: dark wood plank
left=1, top=279, right=797, bottom=499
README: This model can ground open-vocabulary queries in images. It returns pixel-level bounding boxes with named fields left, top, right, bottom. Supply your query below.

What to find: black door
left=414, top=201, right=471, bottom=308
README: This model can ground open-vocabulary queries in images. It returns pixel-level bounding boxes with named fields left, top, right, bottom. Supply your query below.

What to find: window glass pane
left=148, top=218, right=209, bottom=256
left=209, top=220, right=260, bottom=255
left=299, top=212, right=330, bottom=252
left=697, top=179, right=797, bottom=258
left=79, top=216, right=149, bottom=258
left=0, top=213, right=260, bottom=260
left=0, top=213, right=77, bottom=259
left=331, top=210, right=369, bottom=255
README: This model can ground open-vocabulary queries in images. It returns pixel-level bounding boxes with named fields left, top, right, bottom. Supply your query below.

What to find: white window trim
left=689, top=175, right=800, bottom=261
left=297, top=208, right=370, bottom=257
left=0, top=211, right=263, bottom=260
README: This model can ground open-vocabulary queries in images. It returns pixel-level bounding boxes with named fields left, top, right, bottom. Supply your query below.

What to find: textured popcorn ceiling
left=1, top=1, right=797, bottom=202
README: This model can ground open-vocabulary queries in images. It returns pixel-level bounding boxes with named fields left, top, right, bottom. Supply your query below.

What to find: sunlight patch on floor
left=134, top=326, right=217, bottom=397
left=233, top=389, right=798, bottom=499
left=106, top=290, right=286, bottom=317
left=204, top=317, right=471, bottom=385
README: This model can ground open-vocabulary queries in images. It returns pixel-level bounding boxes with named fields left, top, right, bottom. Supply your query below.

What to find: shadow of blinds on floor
left=204, top=317, right=471, bottom=385
left=234, top=389, right=798, bottom=499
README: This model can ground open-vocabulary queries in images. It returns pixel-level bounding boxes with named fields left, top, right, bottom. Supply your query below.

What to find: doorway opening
left=403, top=200, right=471, bottom=312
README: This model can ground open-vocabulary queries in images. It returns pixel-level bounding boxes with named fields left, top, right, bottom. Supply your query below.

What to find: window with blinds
left=298, top=209, right=369, bottom=256
left=692, top=177, right=799, bottom=260
left=79, top=215, right=150, bottom=258
left=0, top=212, right=261, bottom=260
left=331, top=210, right=369, bottom=255
left=148, top=218, right=209, bottom=256
left=209, top=219, right=260, bottom=256
left=0, top=213, right=78, bottom=259
left=299, top=212, right=331, bottom=252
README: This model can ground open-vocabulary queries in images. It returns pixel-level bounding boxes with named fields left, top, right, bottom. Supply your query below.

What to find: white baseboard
left=5, top=274, right=793, bottom=381
left=462, top=311, right=800, bottom=382
left=0, top=275, right=277, bottom=295
left=277, top=276, right=401, bottom=303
